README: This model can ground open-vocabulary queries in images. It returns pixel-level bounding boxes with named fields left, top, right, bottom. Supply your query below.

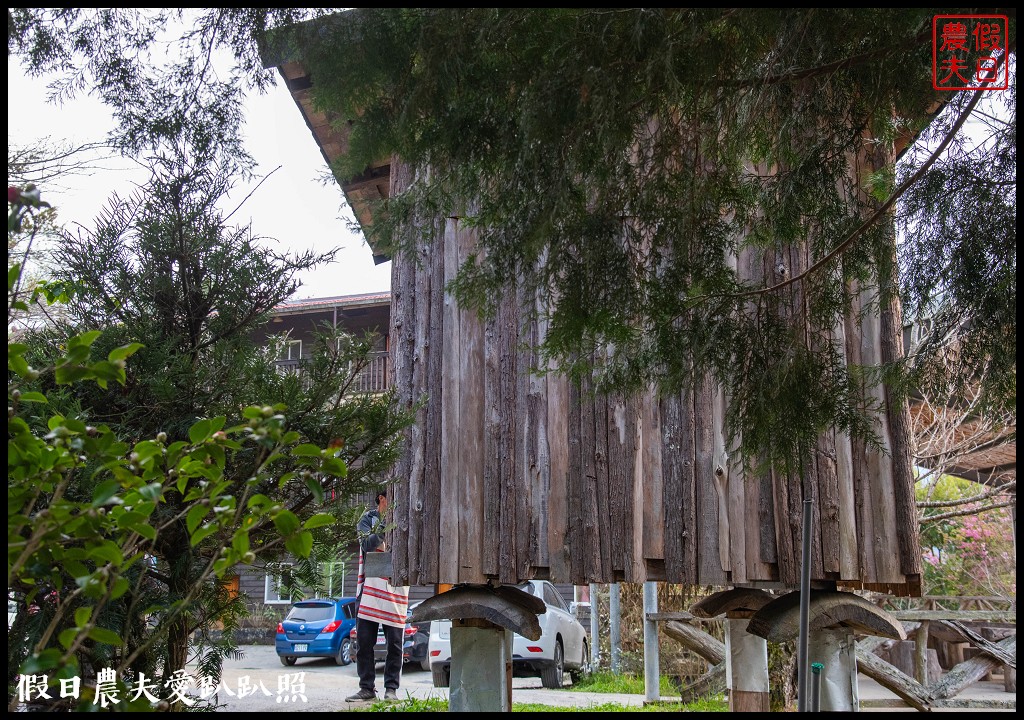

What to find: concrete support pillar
left=725, top=617, right=770, bottom=712
left=609, top=583, right=621, bottom=673
left=807, top=627, right=860, bottom=712
left=449, top=620, right=513, bottom=712
left=643, top=581, right=659, bottom=702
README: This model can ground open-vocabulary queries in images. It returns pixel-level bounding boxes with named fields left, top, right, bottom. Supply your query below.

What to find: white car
left=427, top=579, right=591, bottom=689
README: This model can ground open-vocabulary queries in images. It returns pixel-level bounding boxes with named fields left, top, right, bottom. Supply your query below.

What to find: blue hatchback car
left=275, top=597, right=358, bottom=666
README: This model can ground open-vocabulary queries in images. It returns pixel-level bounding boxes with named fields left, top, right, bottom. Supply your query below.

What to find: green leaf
left=186, top=504, right=209, bottom=535
left=133, top=523, right=157, bottom=541
left=190, top=524, right=218, bottom=547
left=88, top=541, right=124, bottom=566
left=189, top=418, right=213, bottom=444
left=58, top=628, right=79, bottom=650
left=117, top=510, right=148, bottom=529
left=246, top=494, right=272, bottom=510
left=272, top=509, right=300, bottom=536
left=55, top=364, right=91, bottom=384
left=137, top=483, right=163, bottom=502
left=321, top=457, right=348, bottom=477
left=88, top=626, right=123, bottom=646
left=8, top=352, right=30, bottom=377
left=21, top=649, right=62, bottom=673
left=291, top=443, right=324, bottom=457
left=15, top=391, right=47, bottom=403
left=232, top=531, right=250, bottom=555
left=111, top=577, right=130, bottom=599
left=304, top=472, right=324, bottom=503
left=303, top=513, right=336, bottom=530
left=285, top=530, right=313, bottom=558
left=68, top=330, right=102, bottom=348
left=91, top=479, right=120, bottom=507
left=8, top=262, right=22, bottom=292
left=75, top=607, right=92, bottom=628
left=108, top=343, right=144, bottom=362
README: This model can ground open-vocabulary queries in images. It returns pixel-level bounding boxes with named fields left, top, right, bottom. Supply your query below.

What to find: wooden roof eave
left=274, top=58, right=393, bottom=265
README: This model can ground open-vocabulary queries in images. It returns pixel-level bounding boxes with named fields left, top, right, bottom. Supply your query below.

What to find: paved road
left=185, top=643, right=640, bottom=711
left=185, top=644, right=1014, bottom=712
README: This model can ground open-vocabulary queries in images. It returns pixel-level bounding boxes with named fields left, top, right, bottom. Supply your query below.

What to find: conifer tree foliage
left=15, top=147, right=412, bottom=683
left=8, top=8, right=1015, bottom=467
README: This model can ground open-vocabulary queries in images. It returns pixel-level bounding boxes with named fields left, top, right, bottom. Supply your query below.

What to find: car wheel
left=540, top=639, right=564, bottom=689
left=335, top=637, right=352, bottom=666
left=280, top=655, right=297, bottom=667
left=431, top=665, right=450, bottom=688
left=569, top=639, right=591, bottom=684
left=420, top=655, right=431, bottom=672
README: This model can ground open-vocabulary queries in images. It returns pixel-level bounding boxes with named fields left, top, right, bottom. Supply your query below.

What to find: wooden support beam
left=855, top=644, right=934, bottom=712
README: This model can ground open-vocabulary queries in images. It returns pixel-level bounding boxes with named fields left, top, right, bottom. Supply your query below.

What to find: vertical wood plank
left=719, top=385, right=746, bottom=583
left=458, top=223, right=485, bottom=583
left=713, top=384, right=733, bottom=577
left=483, top=299, right=501, bottom=579
left=439, top=217, right=461, bottom=582
left=642, top=384, right=665, bottom=565
left=606, top=393, right=628, bottom=576
left=512, top=288, right=530, bottom=582
left=859, top=283, right=901, bottom=584
left=579, top=374, right=600, bottom=581
left=660, top=391, right=686, bottom=583
left=497, top=291, right=519, bottom=584
left=405, top=225, right=431, bottom=584
left=679, top=385, right=699, bottom=586
left=816, top=429, right=842, bottom=576
left=846, top=281, right=876, bottom=585
left=879, top=277, right=921, bottom=580
left=567, top=376, right=584, bottom=583
left=388, top=160, right=415, bottom=585
left=594, top=391, right=613, bottom=582
left=831, top=313, right=861, bottom=581
left=695, top=374, right=727, bottom=585
left=546, top=369, right=570, bottom=581
left=421, top=213, right=444, bottom=582
left=527, top=304, right=547, bottom=571
left=629, top=396, right=646, bottom=582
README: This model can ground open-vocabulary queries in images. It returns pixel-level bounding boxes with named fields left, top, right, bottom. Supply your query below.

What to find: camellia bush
left=8, top=187, right=347, bottom=710
left=917, top=474, right=1016, bottom=599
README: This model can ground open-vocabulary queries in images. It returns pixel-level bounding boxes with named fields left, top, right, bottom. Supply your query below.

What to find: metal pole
left=589, top=583, right=599, bottom=668
left=643, top=581, right=659, bottom=702
left=609, top=583, right=621, bottom=673
left=810, top=662, right=823, bottom=713
left=797, top=497, right=812, bottom=712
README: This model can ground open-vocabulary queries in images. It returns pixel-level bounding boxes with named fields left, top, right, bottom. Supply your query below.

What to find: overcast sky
left=7, top=54, right=392, bottom=301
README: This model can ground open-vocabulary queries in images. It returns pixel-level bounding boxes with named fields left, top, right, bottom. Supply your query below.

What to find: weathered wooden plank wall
left=388, top=158, right=921, bottom=595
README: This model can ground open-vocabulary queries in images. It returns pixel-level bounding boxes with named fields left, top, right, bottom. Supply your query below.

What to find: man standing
left=346, top=489, right=409, bottom=703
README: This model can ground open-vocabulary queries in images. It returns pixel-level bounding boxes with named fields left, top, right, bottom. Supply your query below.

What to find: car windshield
left=285, top=602, right=334, bottom=623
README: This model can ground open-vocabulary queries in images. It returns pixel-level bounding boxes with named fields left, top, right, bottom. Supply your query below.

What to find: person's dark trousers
left=381, top=623, right=404, bottom=691
left=355, top=618, right=405, bottom=691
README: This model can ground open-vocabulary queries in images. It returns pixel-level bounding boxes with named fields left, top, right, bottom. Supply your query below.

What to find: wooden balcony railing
left=274, top=351, right=389, bottom=394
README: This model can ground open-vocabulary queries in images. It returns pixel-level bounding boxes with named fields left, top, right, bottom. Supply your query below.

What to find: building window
left=278, top=339, right=302, bottom=362
left=264, top=563, right=294, bottom=604
left=322, top=560, right=348, bottom=598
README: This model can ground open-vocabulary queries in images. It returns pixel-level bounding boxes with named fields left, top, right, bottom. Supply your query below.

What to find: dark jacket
left=357, top=508, right=385, bottom=555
